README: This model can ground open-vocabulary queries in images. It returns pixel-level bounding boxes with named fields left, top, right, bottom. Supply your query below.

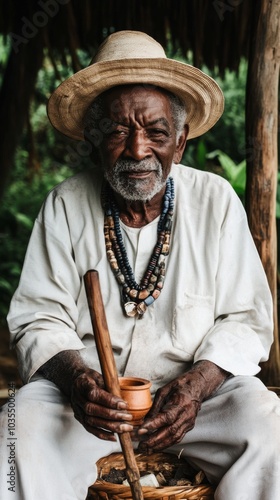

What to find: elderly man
left=0, top=31, right=279, bottom=500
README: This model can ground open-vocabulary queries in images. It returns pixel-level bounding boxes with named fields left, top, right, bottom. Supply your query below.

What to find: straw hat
left=47, top=30, right=224, bottom=141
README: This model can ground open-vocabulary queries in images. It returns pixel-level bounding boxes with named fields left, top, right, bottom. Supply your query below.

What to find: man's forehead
left=104, top=83, right=167, bottom=98
left=103, top=84, right=173, bottom=115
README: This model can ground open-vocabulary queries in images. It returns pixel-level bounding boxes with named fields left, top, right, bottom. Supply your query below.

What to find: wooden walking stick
left=84, top=269, right=144, bottom=500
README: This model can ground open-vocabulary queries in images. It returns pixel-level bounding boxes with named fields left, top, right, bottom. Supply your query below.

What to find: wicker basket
left=87, top=452, right=215, bottom=500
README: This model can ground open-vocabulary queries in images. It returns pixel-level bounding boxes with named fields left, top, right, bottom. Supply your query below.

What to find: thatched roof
left=1, top=0, right=254, bottom=72
left=0, top=0, right=255, bottom=196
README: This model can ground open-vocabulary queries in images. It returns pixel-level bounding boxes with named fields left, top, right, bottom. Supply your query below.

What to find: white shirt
left=7, top=164, right=273, bottom=393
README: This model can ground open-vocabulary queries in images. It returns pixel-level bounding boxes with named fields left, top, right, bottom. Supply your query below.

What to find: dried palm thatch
left=0, top=0, right=254, bottom=193
left=0, top=0, right=254, bottom=72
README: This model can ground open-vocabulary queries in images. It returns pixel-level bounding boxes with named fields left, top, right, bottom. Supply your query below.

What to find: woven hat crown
left=92, top=31, right=166, bottom=63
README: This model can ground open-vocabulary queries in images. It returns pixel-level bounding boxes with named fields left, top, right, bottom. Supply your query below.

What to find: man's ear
left=173, top=124, right=189, bottom=164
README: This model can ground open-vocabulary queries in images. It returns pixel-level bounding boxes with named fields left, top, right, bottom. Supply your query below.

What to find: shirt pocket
left=171, top=292, right=214, bottom=356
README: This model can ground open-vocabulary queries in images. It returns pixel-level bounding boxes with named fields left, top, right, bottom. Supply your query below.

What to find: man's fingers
left=84, top=401, right=133, bottom=421
left=88, top=385, right=129, bottom=409
left=75, top=414, right=117, bottom=441
left=137, top=395, right=198, bottom=451
left=138, top=418, right=193, bottom=452
left=72, top=387, right=134, bottom=439
left=74, top=409, right=134, bottom=436
left=85, top=415, right=134, bottom=433
left=147, top=386, right=170, bottom=417
left=72, top=382, right=130, bottom=414
left=139, top=400, right=180, bottom=433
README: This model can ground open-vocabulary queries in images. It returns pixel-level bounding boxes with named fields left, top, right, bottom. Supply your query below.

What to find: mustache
left=114, top=158, right=162, bottom=173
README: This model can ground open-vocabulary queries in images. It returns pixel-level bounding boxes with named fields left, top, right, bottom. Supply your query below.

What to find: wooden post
left=245, top=0, right=280, bottom=386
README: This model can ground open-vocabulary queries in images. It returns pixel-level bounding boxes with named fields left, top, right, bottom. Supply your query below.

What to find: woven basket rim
left=91, top=478, right=214, bottom=493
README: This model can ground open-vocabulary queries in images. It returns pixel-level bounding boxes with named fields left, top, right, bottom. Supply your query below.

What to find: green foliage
left=180, top=60, right=247, bottom=207
left=0, top=158, right=72, bottom=324
left=204, top=63, right=247, bottom=163
left=206, top=150, right=246, bottom=200
left=167, top=41, right=247, bottom=164
left=0, top=35, right=11, bottom=81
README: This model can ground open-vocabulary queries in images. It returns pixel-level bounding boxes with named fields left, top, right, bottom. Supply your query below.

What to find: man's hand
left=38, top=350, right=134, bottom=440
left=71, top=369, right=134, bottom=440
left=137, top=376, right=201, bottom=451
left=137, top=360, right=229, bottom=452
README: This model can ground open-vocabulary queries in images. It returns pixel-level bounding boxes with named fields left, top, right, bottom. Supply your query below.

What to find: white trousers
left=0, top=375, right=279, bottom=500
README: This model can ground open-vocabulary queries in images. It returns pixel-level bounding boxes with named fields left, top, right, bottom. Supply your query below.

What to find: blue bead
left=144, top=295, right=155, bottom=306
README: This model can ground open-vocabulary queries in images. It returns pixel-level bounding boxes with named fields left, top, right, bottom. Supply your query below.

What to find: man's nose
left=124, top=130, right=151, bottom=161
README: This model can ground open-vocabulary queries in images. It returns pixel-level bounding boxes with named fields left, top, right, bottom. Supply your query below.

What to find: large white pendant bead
left=124, top=301, right=138, bottom=317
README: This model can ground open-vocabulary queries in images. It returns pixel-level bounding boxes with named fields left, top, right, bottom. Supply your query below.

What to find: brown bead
left=107, top=216, right=114, bottom=228
left=137, top=302, right=147, bottom=315
left=152, top=289, right=161, bottom=299
left=116, top=273, right=125, bottom=284
left=164, top=234, right=170, bottom=244
left=129, top=289, right=138, bottom=298
left=162, top=244, right=169, bottom=254
left=139, top=290, right=149, bottom=300
left=107, top=250, right=114, bottom=259
left=158, top=255, right=165, bottom=265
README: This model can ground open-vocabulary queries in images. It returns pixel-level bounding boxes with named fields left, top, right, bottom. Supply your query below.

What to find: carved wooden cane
left=84, top=269, right=143, bottom=500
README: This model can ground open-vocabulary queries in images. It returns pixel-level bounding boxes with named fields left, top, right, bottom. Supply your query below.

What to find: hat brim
left=47, top=58, right=224, bottom=141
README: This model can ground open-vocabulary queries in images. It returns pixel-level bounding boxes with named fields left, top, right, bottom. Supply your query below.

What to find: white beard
left=104, top=158, right=167, bottom=202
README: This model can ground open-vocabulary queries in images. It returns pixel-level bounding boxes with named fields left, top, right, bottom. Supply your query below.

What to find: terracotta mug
left=119, top=377, right=152, bottom=425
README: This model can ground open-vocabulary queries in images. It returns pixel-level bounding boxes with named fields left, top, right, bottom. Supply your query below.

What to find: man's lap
left=1, top=375, right=279, bottom=499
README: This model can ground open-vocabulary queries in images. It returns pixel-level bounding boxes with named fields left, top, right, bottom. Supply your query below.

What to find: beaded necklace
left=102, top=177, right=175, bottom=318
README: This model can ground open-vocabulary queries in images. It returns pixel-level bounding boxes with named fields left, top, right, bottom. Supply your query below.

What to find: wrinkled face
left=94, top=86, right=187, bottom=201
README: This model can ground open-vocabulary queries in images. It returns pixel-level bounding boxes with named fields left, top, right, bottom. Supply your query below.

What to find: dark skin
left=39, top=85, right=229, bottom=451
left=95, top=85, right=189, bottom=227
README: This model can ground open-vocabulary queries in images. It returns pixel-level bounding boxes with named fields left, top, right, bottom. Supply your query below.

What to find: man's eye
left=148, top=129, right=168, bottom=137
left=110, top=129, right=128, bottom=137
